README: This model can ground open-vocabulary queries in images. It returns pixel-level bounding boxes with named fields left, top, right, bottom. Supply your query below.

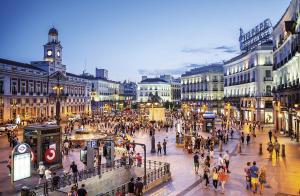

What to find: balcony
left=264, top=77, right=273, bottom=81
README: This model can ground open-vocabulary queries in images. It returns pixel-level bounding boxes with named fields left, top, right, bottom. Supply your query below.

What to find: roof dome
left=48, top=27, right=58, bottom=36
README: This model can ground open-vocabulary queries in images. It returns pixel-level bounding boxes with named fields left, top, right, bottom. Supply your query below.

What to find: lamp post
left=10, top=99, right=19, bottom=122
left=52, top=80, right=63, bottom=126
left=147, top=102, right=158, bottom=153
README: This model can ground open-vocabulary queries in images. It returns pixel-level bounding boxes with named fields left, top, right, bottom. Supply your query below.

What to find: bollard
left=259, top=143, right=263, bottom=155
left=281, top=144, right=286, bottom=157
left=237, top=141, right=242, bottom=153
left=219, top=141, right=223, bottom=152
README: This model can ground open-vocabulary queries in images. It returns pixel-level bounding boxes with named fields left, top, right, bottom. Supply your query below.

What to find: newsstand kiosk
left=23, top=125, right=62, bottom=169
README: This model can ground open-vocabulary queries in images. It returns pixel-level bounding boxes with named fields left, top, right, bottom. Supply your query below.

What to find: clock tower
left=43, top=27, right=66, bottom=74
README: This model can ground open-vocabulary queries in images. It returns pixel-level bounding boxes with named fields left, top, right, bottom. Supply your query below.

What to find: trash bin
left=21, top=186, right=30, bottom=196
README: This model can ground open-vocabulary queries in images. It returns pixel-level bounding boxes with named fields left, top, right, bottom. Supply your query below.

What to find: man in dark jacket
left=135, top=177, right=143, bottom=196
left=128, top=177, right=135, bottom=196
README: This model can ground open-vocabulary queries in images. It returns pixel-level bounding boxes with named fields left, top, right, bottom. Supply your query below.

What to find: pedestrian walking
left=203, top=166, right=210, bottom=189
left=274, top=140, right=280, bottom=158
left=37, top=162, right=46, bottom=184
left=217, top=154, right=224, bottom=170
left=267, top=142, right=274, bottom=158
left=250, top=161, right=259, bottom=194
left=163, top=139, right=167, bottom=155
left=218, top=168, right=228, bottom=193
left=135, top=153, right=142, bottom=167
left=45, top=167, right=52, bottom=181
left=212, top=167, right=219, bottom=191
left=223, top=151, right=230, bottom=172
left=157, top=142, right=162, bottom=155
left=135, top=177, right=143, bottom=196
left=258, top=167, right=267, bottom=194
left=246, top=134, right=251, bottom=145
left=244, top=162, right=251, bottom=190
left=241, top=132, right=245, bottom=144
left=268, top=130, right=272, bottom=143
left=128, top=177, right=135, bottom=196
left=193, top=152, right=200, bottom=174
left=70, top=161, right=78, bottom=185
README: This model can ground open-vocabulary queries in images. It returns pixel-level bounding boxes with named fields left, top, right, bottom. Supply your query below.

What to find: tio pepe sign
left=239, top=19, right=272, bottom=52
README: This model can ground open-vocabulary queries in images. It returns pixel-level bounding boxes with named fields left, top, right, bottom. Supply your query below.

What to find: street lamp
left=52, top=82, right=64, bottom=126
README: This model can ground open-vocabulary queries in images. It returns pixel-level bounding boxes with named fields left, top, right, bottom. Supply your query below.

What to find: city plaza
left=1, top=0, right=300, bottom=196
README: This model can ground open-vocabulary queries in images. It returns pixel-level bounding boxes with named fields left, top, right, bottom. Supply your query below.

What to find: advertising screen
left=13, top=153, right=31, bottom=181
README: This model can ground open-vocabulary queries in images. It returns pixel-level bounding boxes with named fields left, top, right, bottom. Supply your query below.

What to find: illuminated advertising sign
left=239, top=19, right=272, bottom=52
left=12, top=143, right=31, bottom=182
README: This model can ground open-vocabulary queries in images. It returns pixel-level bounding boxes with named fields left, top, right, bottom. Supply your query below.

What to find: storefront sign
left=239, top=19, right=272, bottom=52
left=12, top=143, right=31, bottom=182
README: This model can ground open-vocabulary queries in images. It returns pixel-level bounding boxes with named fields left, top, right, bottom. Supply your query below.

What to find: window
left=265, top=70, right=271, bottom=78
left=0, top=81, right=3, bottom=93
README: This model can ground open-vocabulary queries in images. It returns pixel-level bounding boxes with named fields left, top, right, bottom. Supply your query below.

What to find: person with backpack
left=267, top=142, right=274, bottom=159
left=244, top=162, right=251, bottom=190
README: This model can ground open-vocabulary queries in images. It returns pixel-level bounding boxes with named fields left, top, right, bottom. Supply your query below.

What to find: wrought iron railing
left=29, top=159, right=124, bottom=195
left=29, top=159, right=170, bottom=196
left=98, top=160, right=170, bottom=196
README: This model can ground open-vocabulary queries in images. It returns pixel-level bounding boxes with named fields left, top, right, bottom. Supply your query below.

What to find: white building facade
left=137, top=78, right=172, bottom=103
left=181, top=64, right=224, bottom=114
left=224, top=44, right=274, bottom=124
left=272, top=0, right=300, bottom=140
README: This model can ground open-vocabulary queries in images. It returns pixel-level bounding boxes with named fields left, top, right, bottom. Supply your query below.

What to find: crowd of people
left=1, top=109, right=287, bottom=196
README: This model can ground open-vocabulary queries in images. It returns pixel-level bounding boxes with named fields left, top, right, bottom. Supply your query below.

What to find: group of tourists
left=193, top=150, right=231, bottom=193
left=244, top=161, right=266, bottom=194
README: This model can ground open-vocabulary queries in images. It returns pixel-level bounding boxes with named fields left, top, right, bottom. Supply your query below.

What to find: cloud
left=181, top=45, right=238, bottom=54
left=181, top=47, right=208, bottom=53
left=138, top=63, right=208, bottom=77
left=185, top=64, right=206, bottom=68
left=138, top=67, right=185, bottom=76
left=214, top=45, right=238, bottom=53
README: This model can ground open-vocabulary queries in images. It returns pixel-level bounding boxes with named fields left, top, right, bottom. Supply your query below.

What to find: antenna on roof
left=83, top=59, right=87, bottom=74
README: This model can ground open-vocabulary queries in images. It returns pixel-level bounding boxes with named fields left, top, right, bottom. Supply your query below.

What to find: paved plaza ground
left=0, top=122, right=300, bottom=195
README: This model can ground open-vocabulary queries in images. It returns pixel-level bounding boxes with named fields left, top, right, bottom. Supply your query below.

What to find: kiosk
left=23, top=125, right=62, bottom=169
left=202, top=112, right=216, bottom=133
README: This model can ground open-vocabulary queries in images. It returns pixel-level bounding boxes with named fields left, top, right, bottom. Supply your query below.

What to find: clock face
left=57, top=51, right=60, bottom=57
left=47, top=50, right=52, bottom=56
